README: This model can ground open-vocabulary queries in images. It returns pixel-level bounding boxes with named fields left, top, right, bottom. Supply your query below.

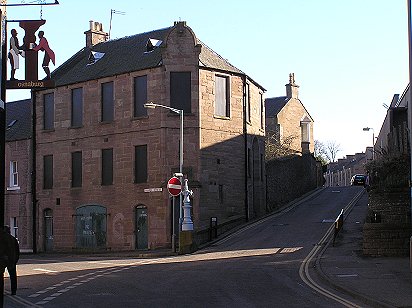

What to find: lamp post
left=362, top=127, right=375, bottom=160
left=144, top=102, right=184, bottom=250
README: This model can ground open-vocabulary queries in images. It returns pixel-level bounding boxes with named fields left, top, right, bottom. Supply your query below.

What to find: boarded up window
left=170, top=72, right=191, bottom=113
left=215, top=75, right=230, bottom=117
left=75, top=205, right=107, bottom=248
left=102, top=148, right=113, bottom=185
left=260, top=93, right=264, bottom=129
left=134, top=75, right=148, bottom=117
left=43, top=155, right=53, bottom=189
left=135, top=145, right=148, bottom=183
left=44, top=93, right=54, bottom=130
left=72, top=151, right=82, bottom=187
left=245, top=82, right=250, bottom=122
left=101, top=82, right=114, bottom=122
left=71, top=88, right=83, bottom=127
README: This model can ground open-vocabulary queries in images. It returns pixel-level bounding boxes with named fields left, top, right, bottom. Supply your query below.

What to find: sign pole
left=167, top=176, right=181, bottom=252
left=172, top=197, right=175, bottom=252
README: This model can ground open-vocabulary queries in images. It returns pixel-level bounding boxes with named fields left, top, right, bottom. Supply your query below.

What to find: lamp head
left=144, top=102, right=156, bottom=109
left=362, top=127, right=370, bottom=131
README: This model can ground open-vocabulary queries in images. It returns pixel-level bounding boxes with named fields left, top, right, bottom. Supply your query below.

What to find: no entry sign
left=167, top=177, right=182, bottom=196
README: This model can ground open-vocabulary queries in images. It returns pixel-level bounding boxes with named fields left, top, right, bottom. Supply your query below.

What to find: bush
left=366, top=153, right=410, bottom=191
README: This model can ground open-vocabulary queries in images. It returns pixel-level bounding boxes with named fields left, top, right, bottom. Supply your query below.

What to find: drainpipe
left=31, top=89, right=37, bottom=253
left=242, top=74, right=249, bottom=222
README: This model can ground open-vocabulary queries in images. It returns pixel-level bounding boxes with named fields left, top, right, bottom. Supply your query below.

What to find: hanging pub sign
left=5, top=19, right=55, bottom=89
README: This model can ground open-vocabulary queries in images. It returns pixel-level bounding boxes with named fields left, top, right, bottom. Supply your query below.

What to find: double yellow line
left=299, top=188, right=365, bottom=307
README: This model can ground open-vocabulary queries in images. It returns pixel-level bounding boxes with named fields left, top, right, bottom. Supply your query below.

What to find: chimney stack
left=285, top=73, right=299, bottom=99
left=84, top=21, right=108, bottom=48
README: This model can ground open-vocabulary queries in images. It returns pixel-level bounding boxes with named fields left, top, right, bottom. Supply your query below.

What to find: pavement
left=3, top=188, right=412, bottom=307
left=315, top=189, right=412, bottom=308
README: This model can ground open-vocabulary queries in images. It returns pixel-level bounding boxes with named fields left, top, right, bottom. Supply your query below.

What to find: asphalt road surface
left=5, top=186, right=366, bottom=308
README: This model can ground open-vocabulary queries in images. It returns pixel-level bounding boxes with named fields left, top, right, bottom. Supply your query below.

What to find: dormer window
left=145, top=38, right=162, bottom=53
left=7, top=119, right=17, bottom=130
left=87, top=51, right=105, bottom=65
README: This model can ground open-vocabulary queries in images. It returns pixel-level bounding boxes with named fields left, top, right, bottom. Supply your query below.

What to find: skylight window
left=87, top=51, right=105, bottom=65
left=145, top=38, right=162, bottom=53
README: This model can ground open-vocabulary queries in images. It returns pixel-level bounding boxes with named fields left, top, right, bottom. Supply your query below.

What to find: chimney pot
left=85, top=21, right=108, bottom=48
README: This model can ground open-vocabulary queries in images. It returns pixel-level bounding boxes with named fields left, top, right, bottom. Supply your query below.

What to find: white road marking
left=33, top=268, right=58, bottom=273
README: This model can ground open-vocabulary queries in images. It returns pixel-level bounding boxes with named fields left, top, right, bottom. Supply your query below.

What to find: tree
left=314, top=140, right=328, bottom=165
left=324, top=140, right=341, bottom=163
left=265, top=129, right=299, bottom=160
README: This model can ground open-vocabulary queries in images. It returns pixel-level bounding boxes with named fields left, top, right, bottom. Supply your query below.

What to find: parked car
left=350, top=174, right=366, bottom=186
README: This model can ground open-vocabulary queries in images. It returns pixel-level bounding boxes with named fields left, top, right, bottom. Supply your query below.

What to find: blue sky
left=4, top=0, right=409, bottom=158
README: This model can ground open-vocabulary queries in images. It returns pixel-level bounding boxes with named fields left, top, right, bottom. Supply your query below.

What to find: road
left=5, top=186, right=366, bottom=307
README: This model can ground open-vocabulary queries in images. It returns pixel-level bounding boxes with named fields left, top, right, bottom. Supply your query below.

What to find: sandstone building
left=32, top=21, right=266, bottom=252
left=4, top=99, right=33, bottom=251
left=265, top=74, right=314, bottom=155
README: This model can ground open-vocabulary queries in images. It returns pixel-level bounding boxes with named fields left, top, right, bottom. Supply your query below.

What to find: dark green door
left=44, top=209, right=53, bottom=252
left=135, top=207, right=148, bottom=250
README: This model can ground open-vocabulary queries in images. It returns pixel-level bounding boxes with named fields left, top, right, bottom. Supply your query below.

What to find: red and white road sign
left=167, top=177, right=182, bottom=196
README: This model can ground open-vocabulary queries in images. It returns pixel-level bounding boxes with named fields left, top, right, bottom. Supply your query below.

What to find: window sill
left=131, top=115, right=149, bottom=121
left=69, top=125, right=84, bottom=129
left=7, top=186, right=20, bottom=191
left=213, top=115, right=230, bottom=120
left=42, top=128, right=55, bottom=132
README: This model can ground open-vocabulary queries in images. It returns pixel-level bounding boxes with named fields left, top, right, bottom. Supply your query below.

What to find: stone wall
left=363, top=223, right=411, bottom=257
left=266, top=154, right=321, bottom=211
left=363, top=189, right=411, bottom=256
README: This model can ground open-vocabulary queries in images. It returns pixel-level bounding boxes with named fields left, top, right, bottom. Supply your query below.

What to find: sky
left=4, top=0, right=409, bottom=159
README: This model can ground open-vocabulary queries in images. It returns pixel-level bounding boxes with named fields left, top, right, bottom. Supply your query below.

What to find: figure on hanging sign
left=32, top=30, right=55, bottom=80
left=8, top=29, right=24, bottom=81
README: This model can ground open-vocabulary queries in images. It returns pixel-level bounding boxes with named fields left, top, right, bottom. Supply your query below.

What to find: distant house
left=265, top=73, right=314, bottom=156
left=324, top=153, right=367, bottom=187
left=5, top=99, right=33, bottom=252
left=375, top=88, right=408, bottom=158
left=32, top=21, right=266, bottom=252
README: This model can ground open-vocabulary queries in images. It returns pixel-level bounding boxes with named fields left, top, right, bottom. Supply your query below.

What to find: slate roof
left=52, top=25, right=246, bottom=87
left=265, top=96, right=290, bottom=117
left=6, top=99, right=32, bottom=142
left=198, top=40, right=244, bottom=75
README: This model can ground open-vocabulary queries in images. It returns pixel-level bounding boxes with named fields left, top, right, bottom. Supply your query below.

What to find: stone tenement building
left=31, top=21, right=266, bottom=252
left=265, top=73, right=314, bottom=155
left=5, top=99, right=33, bottom=252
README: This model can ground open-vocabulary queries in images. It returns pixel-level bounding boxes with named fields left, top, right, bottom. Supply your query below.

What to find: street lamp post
left=362, top=127, right=375, bottom=160
left=144, top=102, right=185, bottom=251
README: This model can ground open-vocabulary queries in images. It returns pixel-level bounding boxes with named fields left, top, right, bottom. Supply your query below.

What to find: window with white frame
left=10, top=161, right=18, bottom=187
left=300, top=116, right=311, bottom=143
